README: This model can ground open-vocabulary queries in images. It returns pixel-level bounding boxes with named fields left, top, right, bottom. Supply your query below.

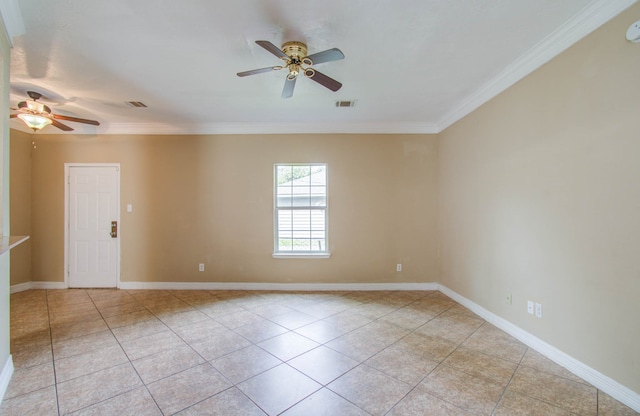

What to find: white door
left=68, top=166, right=119, bottom=288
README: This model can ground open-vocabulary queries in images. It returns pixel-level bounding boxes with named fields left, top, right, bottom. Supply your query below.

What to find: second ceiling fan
left=237, top=40, right=344, bottom=98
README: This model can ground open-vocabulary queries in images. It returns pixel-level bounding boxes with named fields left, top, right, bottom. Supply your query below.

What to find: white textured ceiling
left=5, top=0, right=635, bottom=135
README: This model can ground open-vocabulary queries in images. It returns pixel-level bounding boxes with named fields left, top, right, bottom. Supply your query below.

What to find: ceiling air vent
left=125, top=101, right=148, bottom=108
left=335, top=100, right=356, bottom=108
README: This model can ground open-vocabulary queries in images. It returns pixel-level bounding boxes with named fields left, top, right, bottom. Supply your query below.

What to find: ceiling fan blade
left=51, top=119, right=74, bottom=131
left=281, top=77, right=297, bottom=99
left=306, top=48, right=345, bottom=65
left=305, top=69, right=342, bottom=92
left=53, top=114, right=100, bottom=126
left=237, top=66, right=281, bottom=77
left=256, top=40, right=288, bottom=60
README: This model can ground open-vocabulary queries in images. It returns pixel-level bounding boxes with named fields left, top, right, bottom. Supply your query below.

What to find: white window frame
left=273, top=163, right=330, bottom=258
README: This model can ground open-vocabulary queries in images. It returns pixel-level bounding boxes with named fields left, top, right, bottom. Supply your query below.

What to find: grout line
left=44, top=289, right=62, bottom=416
left=92, top=290, right=164, bottom=415
left=489, top=344, right=529, bottom=416
left=394, top=302, right=483, bottom=414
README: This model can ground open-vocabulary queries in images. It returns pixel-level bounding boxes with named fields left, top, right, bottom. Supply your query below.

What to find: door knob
left=110, top=221, right=118, bottom=238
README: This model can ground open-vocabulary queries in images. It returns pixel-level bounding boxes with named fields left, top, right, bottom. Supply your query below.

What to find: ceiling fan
left=10, top=91, right=100, bottom=131
left=237, top=40, right=345, bottom=98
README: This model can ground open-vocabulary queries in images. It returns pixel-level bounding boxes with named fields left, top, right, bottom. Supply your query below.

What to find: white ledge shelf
left=0, top=236, right=30, bottom=255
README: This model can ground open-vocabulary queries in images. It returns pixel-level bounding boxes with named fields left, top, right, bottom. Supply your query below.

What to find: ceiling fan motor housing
left=18, top=100, right=52, bottom=114
left=281, top=41, right=307, bottom=60
left=282, top=41, right=312, bottom=79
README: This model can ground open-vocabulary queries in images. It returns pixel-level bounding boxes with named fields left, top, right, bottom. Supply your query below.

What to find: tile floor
left=1, top=289, right=637, bottom=415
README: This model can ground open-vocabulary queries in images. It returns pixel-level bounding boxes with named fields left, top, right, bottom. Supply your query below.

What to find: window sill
left=273, top=252, right=331, bottom=259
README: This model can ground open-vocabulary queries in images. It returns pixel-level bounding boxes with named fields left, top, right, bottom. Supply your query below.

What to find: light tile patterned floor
left=1, top=289, right=637, bottom=415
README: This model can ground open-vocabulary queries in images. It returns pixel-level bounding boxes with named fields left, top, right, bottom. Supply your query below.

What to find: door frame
left=64, top=163, right=121, bottom=288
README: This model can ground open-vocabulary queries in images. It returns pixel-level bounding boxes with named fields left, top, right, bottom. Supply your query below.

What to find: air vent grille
left=335, top=100, right=356, bottom=108
left=125, top=101, right=148, bottom=108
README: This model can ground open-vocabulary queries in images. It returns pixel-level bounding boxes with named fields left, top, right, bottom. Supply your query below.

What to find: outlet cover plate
left=527, top=300, right=534, bottom=315
left=535, top=303, right=543, bottom=318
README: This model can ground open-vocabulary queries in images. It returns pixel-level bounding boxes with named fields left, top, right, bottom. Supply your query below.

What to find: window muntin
left=275, top=164, right=327, bottom=254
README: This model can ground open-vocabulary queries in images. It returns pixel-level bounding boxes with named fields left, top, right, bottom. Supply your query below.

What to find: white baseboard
left=438, top=285, right=640, bottom=413
left=11, top=281, right=68, bottom=293
left=13, top=280, right=437, bottom=292
left=118, top=281, right=439, bottom=291
left=9, top=282, right=31, bottom=294
left=0, top=355, right=14, bottom=404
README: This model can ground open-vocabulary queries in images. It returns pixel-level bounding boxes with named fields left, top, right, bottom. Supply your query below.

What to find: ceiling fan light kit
left=17, top=113, right=53, bottom=130
left=11, top=91, right=101, bottom=132
left=237, top=40, right=345, bottom=98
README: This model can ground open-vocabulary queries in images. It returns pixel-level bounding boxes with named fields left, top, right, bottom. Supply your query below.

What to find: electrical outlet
left=506, top=293, right=512, bottom=305
left=198, top=263, right=204, bottom=272
left=396, top=264, right=402, bottom=272
left=527, top=300, right=534, bottom=315
left=535, top=303, right=543, bottom=318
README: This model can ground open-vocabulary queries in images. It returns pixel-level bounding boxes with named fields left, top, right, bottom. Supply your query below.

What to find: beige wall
left=438, top=3, right=640, bottom=393
left=26, top=133, right=438, bottom=284
left=9, top=130, right=31, bottom=285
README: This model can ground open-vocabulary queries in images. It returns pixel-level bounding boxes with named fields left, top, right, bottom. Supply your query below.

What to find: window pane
left=275, top=164, right=327, bottom=253
left=276, top=208, right=326, bottom=252
left=279, top=230, right=292, bottom=239
left=278, top=211, right=292, bottom=230
left=295, top=166, right=311, bottom=185
left=292, top=188, right=311, bottom=207
left=277, top=193, right=293, bottom=207
left=292, top=239, right=311, bottom=251
left=291, top=209, right=310, bottom=224
left=312, top=239, right=325, bottom=251
left=310, top=211, right=325, bottom=230
left=279, top=239, right=293, bottom=251
left=310, top=186, right=326, bottom=206
left=311, top=166, right=326, bottom=184
left=277, top=166, right=293, bottom=185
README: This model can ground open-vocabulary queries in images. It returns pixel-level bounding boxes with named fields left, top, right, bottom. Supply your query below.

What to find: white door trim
left=64, top=163, right=121, bottom=288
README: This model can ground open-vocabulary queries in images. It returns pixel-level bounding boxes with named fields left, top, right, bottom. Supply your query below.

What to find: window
left=274, top=164, right=328, bottom=256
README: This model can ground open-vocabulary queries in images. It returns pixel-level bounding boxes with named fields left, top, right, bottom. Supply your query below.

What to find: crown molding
left=435, top=0, right=638, bottom=132
left=0, top=0, right=24, bottom=47
left=13, top=121, right=439, bottom=136
left=93, top=121, right=441, bottom=136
